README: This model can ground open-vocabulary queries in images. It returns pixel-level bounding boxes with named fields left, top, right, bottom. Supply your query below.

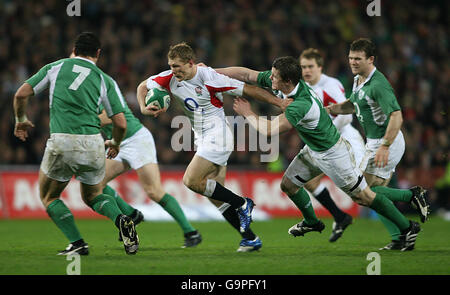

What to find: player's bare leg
left=137, top=163, right=201, bottom=247
left=205, top=165, right=262, bottom=252
left=184, top=154, right=255, bottom=236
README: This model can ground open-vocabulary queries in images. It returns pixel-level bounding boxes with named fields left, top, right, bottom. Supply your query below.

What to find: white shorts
left=110, top=127, right=157, bottom=170
left=340, top=124, right=366, bottom=167
left=41, top=133, right=105, bottom=185
left=360, top=131, right=405, bottom=179
left=285, top=137, right=367, bottom=196
left=194, top=120, right=233, bottom=166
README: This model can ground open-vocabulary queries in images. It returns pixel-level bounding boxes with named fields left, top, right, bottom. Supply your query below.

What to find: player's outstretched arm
left=326, top=99, right=355, bottom=115
left=243, top=84, right=292, bottom=112
left=233, top=97, right=293, bottom=137
left=215, top=67, right=259, bottom=84
left=13, top=83, right=35, bottom=141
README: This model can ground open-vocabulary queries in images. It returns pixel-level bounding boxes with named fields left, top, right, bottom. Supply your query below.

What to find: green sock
left=369, top=193, right=410, bottom=231
left=46, top=199, right=82, bottom=243
left=376, top=212, right=401, bottom=241
left=103, top=185, right=135, bottom=216
left=288, top=188, right=320, bottom=225
left=159, top=193, right=195, bottom=234
left=89, top=194, right=123, bottom=225
left=371, top=186, right=412, bottom=202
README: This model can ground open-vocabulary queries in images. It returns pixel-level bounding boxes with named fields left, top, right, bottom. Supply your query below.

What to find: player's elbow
left=14, top=83, right=34, bottom=100
left=111, top=113, right=127, bottom=132
left=391, top=111, right=403, bottom=126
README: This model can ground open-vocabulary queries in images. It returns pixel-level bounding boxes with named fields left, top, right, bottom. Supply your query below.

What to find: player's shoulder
left=369, top=70, right=394, bottom=91
left=150, top=69, right=175, bottom=90
left=198, top=66, right=223, bottom=81
left=320, top=74, right=344, bottom=89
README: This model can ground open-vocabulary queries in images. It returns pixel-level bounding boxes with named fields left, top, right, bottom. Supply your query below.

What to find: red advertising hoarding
left=0, top=170, right=360, bottom=219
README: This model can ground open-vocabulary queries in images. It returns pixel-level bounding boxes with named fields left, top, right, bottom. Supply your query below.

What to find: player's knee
left=143, top=185, right=164, bottom=202
left=40, top=194, right=59, bottom=208
left=280, top=176, right=298, bottom=196
left=304, top=181, right=316, bottom=193
left=182, top=174, right=204, bottom=194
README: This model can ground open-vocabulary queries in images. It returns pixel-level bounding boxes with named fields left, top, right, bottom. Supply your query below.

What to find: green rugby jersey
left=257, top=71, right=340, bottom=152
left=349, top=68, right=401, bottom=139
left=99, top=90, right=143, bottom=140
left=26, top=57, right=125, bottom=135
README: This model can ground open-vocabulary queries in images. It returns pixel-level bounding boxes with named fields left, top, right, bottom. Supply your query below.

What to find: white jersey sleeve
left=146, top=70, right=173, bottom=91
left=203, top=67, right=245, bottom=97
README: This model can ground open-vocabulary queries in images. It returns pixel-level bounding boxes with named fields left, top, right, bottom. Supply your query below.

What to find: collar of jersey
left=72, top=56, right=96, bottom=65
left=352, top=67, right=377, bottom=93
left=282, top=82, right=300, bottom=99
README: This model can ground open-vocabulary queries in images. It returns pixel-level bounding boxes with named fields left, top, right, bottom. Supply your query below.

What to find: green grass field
left=0, top=217, right=449, bottom=275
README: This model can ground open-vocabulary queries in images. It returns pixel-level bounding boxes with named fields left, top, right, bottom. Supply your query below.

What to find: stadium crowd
left=0, top=1, right=448, bottom=211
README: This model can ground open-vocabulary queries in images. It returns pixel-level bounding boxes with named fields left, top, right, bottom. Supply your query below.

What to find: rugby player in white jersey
left=136, top=42, right=290, bottom=252
left=299, top=48, right=366, bottom=242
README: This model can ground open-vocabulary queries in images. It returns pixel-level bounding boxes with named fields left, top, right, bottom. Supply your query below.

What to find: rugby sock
left=46, top=199, right=82, bottom=243
left=376, top=213, right=401, bottom=241
left=207, top=180, right=245, bottom=209
left=289, top=188, right=320, bottom=225
left=371, top=186, right=412, bottom=202
left=313, top=187, right=347, bottom=222
left=89, top=194, right=122, bottom=226
left=158, top=193, right=196, bottom=234
left=103, top=185, right=135, bottom=216
left=220, top=204, right=257, bottom=240
left=369, top=193, right=410, bottom=231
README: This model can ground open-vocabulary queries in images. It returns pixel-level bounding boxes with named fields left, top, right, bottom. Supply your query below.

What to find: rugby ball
left=145, top=86, right=171, bottom=110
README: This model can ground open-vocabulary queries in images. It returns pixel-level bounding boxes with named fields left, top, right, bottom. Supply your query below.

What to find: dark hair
left=74, top=32, right=101, bottom=58
left=300, top=48, right=324, bottom=67
left=272, top=56, right=302, bottom=84
left=167, top=42, right=196, bottom=63
left=349, top=38, right=376, bottom=59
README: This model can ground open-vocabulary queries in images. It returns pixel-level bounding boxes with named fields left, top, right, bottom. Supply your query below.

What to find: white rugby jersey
left=146, top=66, right=244, bottom=136
left=307, top=74, right=346, bottom=109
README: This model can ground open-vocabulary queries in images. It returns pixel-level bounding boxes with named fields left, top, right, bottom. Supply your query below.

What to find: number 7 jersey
left=26, top=56, right=126, bottom=135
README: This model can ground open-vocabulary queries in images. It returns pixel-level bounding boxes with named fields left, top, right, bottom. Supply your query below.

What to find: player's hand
left=233, top=97, right=253, bottom=116
left=14, top=120, right=35, bottom=142
left=325, top=105, right=332, bottom=114
left=374, top=145, right=389, bottom=168
left=142, top=104, right=165, bottom=117
left=105, top=140, right=120, bottom=159
left=279, top=98, right=293, bottom=112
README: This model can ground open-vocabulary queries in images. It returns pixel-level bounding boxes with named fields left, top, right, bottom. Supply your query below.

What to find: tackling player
left=223, top=56, right=426, bottom=251
left=299, top=48, right=365, bottom=242
left=137, top=42, right=290, bottom=252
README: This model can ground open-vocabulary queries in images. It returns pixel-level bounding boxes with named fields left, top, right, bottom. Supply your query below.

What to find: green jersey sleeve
left=370, top=82, right=401, bottom=115
left=26, top=60, right=63, bottom=95
left=100, top=75, right=125, bottom=117
left=257, top=70, right=272, bottom=88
